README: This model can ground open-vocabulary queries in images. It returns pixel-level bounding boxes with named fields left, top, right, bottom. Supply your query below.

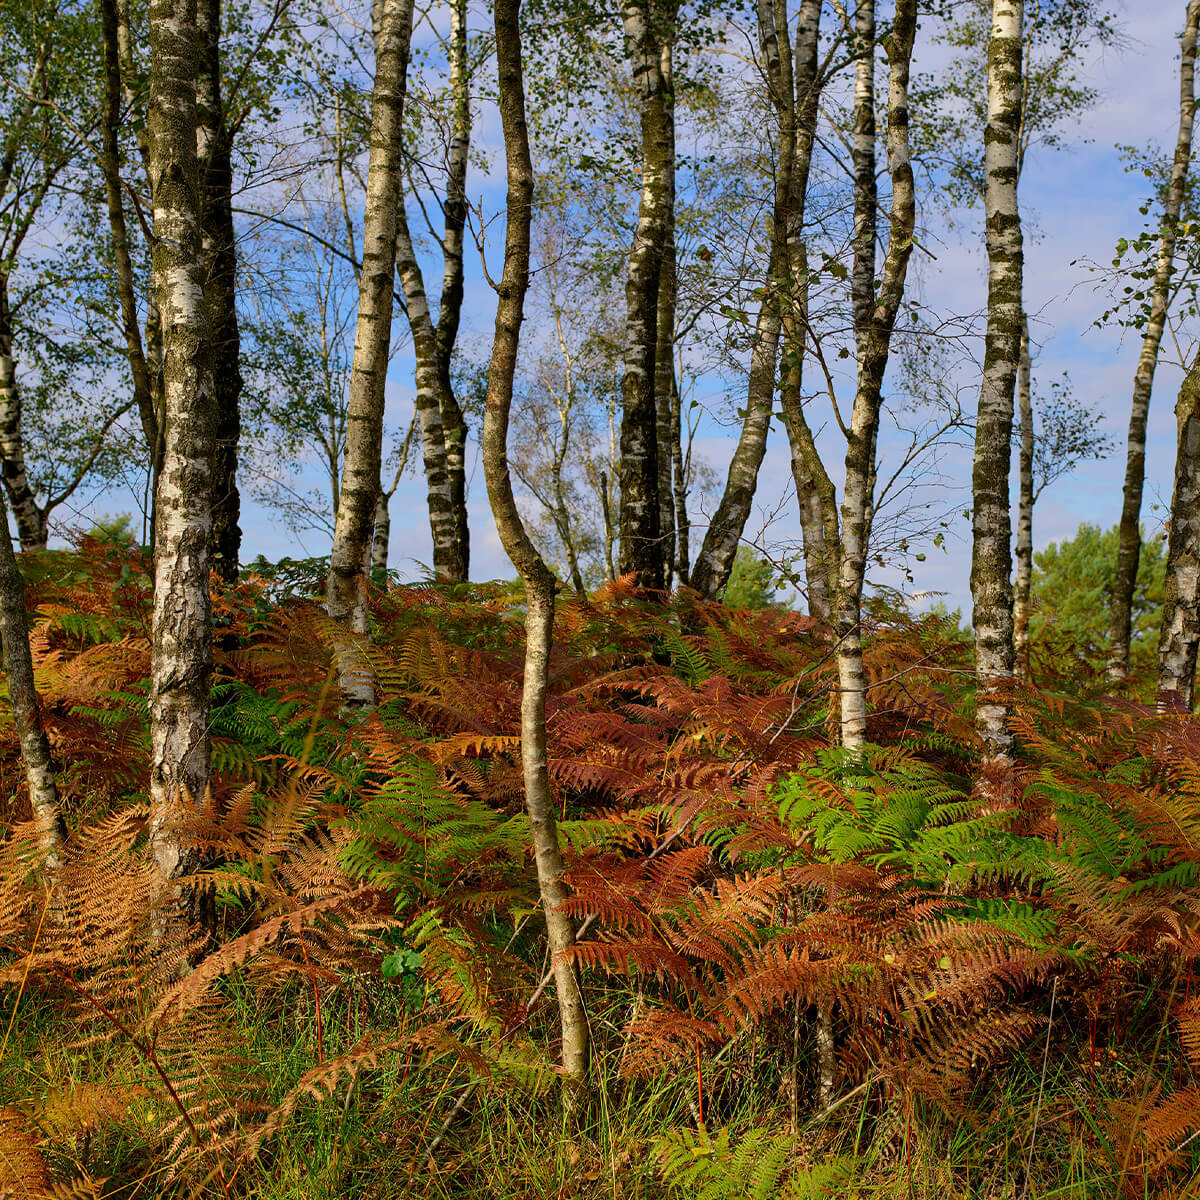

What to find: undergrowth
left=1, top=544, right=1199, bottom=1197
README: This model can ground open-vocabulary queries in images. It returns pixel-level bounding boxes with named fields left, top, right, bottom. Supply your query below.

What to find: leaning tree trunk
left=1158, top=359, right=1200, bottom=712
left=326, top=0, right=414, bottom=706
left=618, top=0, right=675, bottom=590
left=101, top=0, right=158, bottom=464
left=146, top=0, right=217, bottom=882
left=1110, top=0, right=1200, bottom=681
left=196, top=0, right=242, bottom=582
left=969, top=0, right=1024, bottom=759
left=397, top=0, right=471, bottom=583
left=482, top=0, right=589, bottom=1096
left=1013, top=317, right=1034, bottom=680
left=0, top=489, right=62, bottom=856
left=688, top=0, right=800, bottom=601
left=836, top=0, right=918, bottom=752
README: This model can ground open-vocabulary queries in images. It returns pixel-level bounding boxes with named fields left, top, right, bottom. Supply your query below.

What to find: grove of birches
left=8, top=0, right=1200, bottom=1194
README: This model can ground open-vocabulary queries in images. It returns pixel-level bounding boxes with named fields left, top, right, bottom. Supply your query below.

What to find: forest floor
left=1, top=545, right=1198, bottom=1197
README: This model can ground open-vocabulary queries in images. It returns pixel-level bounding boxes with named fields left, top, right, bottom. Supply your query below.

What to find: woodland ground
left=1, top=540, right=1199, bottom=1198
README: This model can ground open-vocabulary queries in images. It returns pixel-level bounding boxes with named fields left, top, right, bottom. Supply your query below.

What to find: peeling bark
left=836, top=0, right=918, bottom=751
left=618, top=0, right=676, bottom=590
left=970, top=0, right=1024, bottom=759
left=326, top=0, right=415, bottom=707
left=0, top=489, right=62, bottom=857
left=483, top=0, right=589, bottom=1094
left=146, top=0, right=217, bottom=881
left=1109, top=0, right=1200, bottom=681
left=1158, top=359, right=1200, bottom=712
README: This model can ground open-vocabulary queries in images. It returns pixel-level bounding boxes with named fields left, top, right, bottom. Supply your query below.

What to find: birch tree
left=325, top=0, right=414, bottom=707
left=482, top=0, right=589, bottom=1095
left=146, top=0, right=218, bottom=880
left=780, top=0, right=836, bottom=622
left=394, top=0, right=472, bottom=583
left=687, top=0, right=800, bottom=601
left=1158, top=357, right=1200, bottom=711
left=1108, top=0, right=1200, bottom=681
left=618, top=0, right=676, bottom=589
left=969, top=0, right=1024, bottom=757
left=834, top=0, right=919, bottom=750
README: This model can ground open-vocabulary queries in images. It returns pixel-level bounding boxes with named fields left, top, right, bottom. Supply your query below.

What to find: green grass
left=6, top=973, right=1197, bottom=1198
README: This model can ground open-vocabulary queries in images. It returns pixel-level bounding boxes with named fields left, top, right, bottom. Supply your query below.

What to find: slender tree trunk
left=396, top=215, right=459, bottom=581
left=371, top=490, right=391, bottom=581
left=1158, top=359, right=1200, bottom=712
left=688, top=0, right=798, bottom=601
left=0, top=490, right=62, bottom=856
left=670, top=380, right=689, bottom=582
left=836, top=0, right=918, bottom=751
left=437, top=0, right=472, bottom=578
left=1013, top=317, right=1034, bottom=680
left=654, top=39, right=677, bottom=587
left=146, top=0, right=216, bottom=882
left=970, top=0, right=1024, bottom=759
left=326, top=0, right=414, bottom=706
left=779, top=0, right=835, bottom=622
left=482, top=0, right=589, bottom=1094
left=0, top=281, right=47, bottom=553
left=101, top=0, right=158, bottom=462
left=196, top=0, right=242, bottom=582
left=395, top=0, right=470, bottom=583
left=618, top=0, right=675, bottom=590
left=1109, top=0, right=1200, bottom=681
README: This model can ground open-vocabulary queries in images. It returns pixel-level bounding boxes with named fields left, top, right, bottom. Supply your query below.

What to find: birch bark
left=483, top=0, right=589, bottom=1094
left=835, top=0, right=918, bottom=750
left=326, top=0, right=414, bottom=706
left=146, top=0, right=217, bottom=881
left=618, top=0, right=675, bottom=590
left=396, top=0, right=471, bottom=582
left=1109, top=0, right=1200, bottom=681
left=969, top=0, right=1024, bottom=758
left=1158, top=359, right=1200, bottom=712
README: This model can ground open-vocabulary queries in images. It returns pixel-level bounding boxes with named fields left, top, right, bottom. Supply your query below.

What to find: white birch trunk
left=146, top=0, right=217, bottom=882
left=326, top=0, right=415, bottom=707
left=969, top=0, right=1024, bottom=759
left=836, top=0, right=918, bottom=751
